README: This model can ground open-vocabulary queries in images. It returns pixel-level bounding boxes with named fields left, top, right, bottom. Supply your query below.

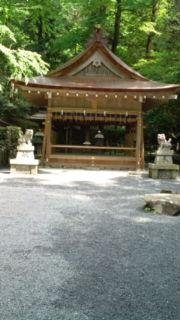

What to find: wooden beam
left=51, top=144, right=136, bottom=151
left=48, top=154, right=136, bottom=170
left=51, top=107, right=139, bottom=115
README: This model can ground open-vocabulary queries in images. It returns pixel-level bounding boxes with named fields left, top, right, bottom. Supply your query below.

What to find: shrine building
left=12, top=28, right=180, bottom=170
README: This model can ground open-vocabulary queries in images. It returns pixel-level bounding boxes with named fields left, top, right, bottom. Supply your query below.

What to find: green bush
left=0, top=126, right=21, bottom=163
left=0, top=127, right=7, bottom=149
left=5, top=126, right=21, bottom=158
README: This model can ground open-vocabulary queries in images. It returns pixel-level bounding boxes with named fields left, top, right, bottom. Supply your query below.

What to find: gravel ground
left=0, top=168, right=179, bottom=320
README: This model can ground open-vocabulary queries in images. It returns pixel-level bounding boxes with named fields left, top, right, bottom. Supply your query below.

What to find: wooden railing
left=50, top=144, right=136, bottom=157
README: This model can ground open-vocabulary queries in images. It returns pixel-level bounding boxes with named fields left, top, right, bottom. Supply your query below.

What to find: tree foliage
left=0, top=0, right=179, bottom=142
left=1, top=0, right=179, bottom=82
left=0, top=1, right=48, bottom=126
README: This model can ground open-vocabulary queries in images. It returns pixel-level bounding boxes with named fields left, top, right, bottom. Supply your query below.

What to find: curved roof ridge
left=47, top=40, right=147, bottom=80
left=48, top=44, right=97, bottom=77
left=103, top=45, right=147, bottom=81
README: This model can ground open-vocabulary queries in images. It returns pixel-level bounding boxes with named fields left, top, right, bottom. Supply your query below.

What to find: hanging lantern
left=47, top=91, right=52, bottom=99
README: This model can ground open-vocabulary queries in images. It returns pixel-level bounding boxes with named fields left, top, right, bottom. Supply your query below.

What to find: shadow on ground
left=0, top=169, right=179, bottom=320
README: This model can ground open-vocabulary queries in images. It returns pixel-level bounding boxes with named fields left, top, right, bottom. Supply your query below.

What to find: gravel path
left=0, top=169, right=179, bottom=320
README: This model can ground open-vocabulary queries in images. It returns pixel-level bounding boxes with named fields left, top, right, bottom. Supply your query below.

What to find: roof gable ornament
left=87, top=25, right=108, bottom=47
left=92, top=58, right=102, bottom=68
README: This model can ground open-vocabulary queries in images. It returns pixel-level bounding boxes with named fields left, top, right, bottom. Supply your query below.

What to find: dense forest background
left=0, top=0, right=179, bottom=147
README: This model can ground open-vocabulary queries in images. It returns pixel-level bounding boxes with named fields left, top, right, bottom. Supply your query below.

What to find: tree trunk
left=175, top=0, right=180, bottom=8
left=37, top=15, right=44, bottom=52
left=145, top=0, right=159, bottom=58
left=112, top=0, right=122, bottom=53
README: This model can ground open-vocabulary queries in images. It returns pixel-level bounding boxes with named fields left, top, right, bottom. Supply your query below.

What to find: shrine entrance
left=42, top=107, right=141, bottom=169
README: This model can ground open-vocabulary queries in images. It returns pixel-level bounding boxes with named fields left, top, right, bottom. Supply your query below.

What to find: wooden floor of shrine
left=47, top=154, right=137, bottom=169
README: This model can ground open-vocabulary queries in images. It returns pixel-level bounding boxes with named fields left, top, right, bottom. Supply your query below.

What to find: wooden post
left=41, top=128, right=47, bottom=162
left=46, top=110, right=52, bottom=161
left=140, top=116, right=145, bottom=169
left=136, top=112, right=142, bottom=170
left=42, top=94, right=52, bottom=163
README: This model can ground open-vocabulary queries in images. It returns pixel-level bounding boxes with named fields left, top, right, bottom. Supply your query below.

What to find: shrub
left=0, top=127, right=7, bottom=149
left=5, top=126, right=21, bottom=158
left=0, top=126, right=21, bottom=165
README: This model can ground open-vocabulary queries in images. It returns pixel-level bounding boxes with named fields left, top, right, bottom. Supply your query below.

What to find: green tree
left=0, top=0, right=179, bottom=145
left=0, top=1, right=48, bottom=125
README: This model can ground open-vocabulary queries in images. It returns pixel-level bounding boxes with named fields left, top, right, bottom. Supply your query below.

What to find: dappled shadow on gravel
left=0, top=169, right=179, bottom=320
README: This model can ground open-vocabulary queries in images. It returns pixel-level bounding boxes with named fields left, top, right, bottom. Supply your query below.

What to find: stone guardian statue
left=155, top=133, right=173, bottom=164
left=149, top=133, right=179, bottom=179
left=10, top=129, right=39, bottom=174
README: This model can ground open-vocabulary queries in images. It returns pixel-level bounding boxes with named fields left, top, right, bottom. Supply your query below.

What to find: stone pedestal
left=10, top=159, right=39, bottom=174
left=149, top=163, right=179, bottom=179
left=10, top=137, right=39, bottom=174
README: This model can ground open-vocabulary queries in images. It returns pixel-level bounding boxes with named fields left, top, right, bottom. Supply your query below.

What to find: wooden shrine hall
left=12, top=28, right=180, bottom=170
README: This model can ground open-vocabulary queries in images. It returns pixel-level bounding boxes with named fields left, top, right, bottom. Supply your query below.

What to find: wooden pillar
left=42, top=94, right=52, bottom=163
left=140, top=116, right=145, bottom=169
left=136, top=111, right=142, bottom=170
left=41, top=129, right=46, bottom=162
